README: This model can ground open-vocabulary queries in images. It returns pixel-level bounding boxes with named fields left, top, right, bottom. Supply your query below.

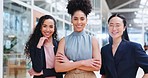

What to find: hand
left=81, top=59, right=101, bottom=69
left=28, top=68, right=43, bottom=76
left=56, top=52, right=69, bottom=63
left=142, top=73, right=148, bottom=78
left=37, top=37, right=48, bottom=48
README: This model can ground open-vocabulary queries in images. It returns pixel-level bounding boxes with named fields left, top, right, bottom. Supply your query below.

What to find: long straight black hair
left=108, top=13, right=130, bottom=44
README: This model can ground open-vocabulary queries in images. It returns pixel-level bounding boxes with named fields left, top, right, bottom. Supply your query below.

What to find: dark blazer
left=100, top=39, right=148, bottom=78
left=30, top=38, right=63, bottom=78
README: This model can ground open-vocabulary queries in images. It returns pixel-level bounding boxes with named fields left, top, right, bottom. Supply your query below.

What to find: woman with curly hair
left=55, top=0, right=101, bottom=78
left=24, top=15, right=63, bottom=78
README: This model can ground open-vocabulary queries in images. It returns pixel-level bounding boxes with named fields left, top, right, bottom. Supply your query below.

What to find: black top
left=30, top=38, right=64, bottom=78
left=100, top=39, right=148, bottom=78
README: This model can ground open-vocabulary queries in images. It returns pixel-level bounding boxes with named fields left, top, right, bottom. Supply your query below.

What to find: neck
left=112, top=37, right=122, bottom=46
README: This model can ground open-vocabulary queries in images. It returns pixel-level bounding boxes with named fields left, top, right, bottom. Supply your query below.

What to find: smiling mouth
left=44, top=32, right=51, bottom=35
left=111, top=32, right=118, bottom=35
left=76, top=25, right=82, bottom=28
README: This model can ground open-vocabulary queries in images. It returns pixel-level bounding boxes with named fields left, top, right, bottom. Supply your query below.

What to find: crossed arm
left=55, top=37, right=101, bottom=72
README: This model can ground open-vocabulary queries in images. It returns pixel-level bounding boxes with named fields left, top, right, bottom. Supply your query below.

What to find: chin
left=76, top=29, right=83, bottom=32
left=45, top=35, right=52, bottom=38
left=112, top=36, right=120, bottom=39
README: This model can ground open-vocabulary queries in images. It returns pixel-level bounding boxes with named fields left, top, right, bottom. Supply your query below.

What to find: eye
left=80, top=17, right=85, bottom=21
left=116, top=25, right=120, bottom=27
left=42, top=24, right=47, bottom=27
left=49, top=25, right=54, bottom=28
left=109, top=24, right=114, bottom=27
left=73, top=17, right=78, bottom=20
left=116, top=24, right=121, bottom=27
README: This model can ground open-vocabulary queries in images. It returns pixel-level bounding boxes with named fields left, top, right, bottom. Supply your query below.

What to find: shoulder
left=92, top=36, right=98, bottom=43
left=58, top=37, right=65, bottom=46
left=92, top=36, right=100, bottom=48
left=101, top=44, right=110, bottom=54
left=101, top=43, right=110, bottom=50
left=64, top=33, right=73, bottom=40
left=126, top=40, right=142, bottom=48
left=121, top=40, right=143, bottom=52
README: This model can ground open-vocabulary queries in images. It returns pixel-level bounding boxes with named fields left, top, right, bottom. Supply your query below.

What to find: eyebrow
left=42, top=24, right=47, bottom=25
left=73, top=16, right=85, bottom=18
left=109, top=23, right=120, bottom=24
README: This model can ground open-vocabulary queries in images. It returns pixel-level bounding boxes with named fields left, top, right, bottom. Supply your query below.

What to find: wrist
left=79, top=60, right=84, bottom=66
left=37, top=44, right=42, bottom=48
left=41, top=70, right=43, bottom=75
left=143, top=74, right=148, bottom=78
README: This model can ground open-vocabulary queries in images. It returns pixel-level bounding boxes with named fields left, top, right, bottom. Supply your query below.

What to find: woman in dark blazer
left=24, top=15, right=63, bottom=78
left=100, top=13, right=148, bottom=78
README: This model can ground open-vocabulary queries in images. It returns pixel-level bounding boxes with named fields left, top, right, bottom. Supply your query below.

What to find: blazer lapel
left=113, top=39, right=127, bottom=67
left=105, top=44, right=118, bottom=78
left=53, top=38, right=58, bottom=55
left=105, top=40, right=128, bottom=78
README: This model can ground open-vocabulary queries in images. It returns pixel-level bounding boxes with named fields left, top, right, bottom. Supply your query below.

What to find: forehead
left=109, top=17, right=123, bottom=24
left=43, top=19, right=54, bottom=24
left=72, top=10, right=86, bottom=17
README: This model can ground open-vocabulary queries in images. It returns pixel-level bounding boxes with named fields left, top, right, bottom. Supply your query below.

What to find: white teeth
left=45, top=32, right=50, bottom=35
left=77, top=25, right=82, bottom=28
left=112, top=32, right=118, bottom=35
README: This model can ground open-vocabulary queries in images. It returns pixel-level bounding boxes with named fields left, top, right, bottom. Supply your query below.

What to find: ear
left=86, top=18, right=88, bottom=22
left=123, top=26, right=126, bottom=31
left=71, top=20, right=73, bottom=25
left=71, top=18, right=73, bottom=25
left=86, top=18, right=88, bottom=25
left=71, top=20, right=72, bottom=24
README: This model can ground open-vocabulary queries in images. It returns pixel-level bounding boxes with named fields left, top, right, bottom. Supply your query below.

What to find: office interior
left=0, top=0, right=148, bottom=78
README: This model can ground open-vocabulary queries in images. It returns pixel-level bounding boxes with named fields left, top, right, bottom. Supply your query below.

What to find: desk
left=7, top=60, right=27, bottom=78
left=4, top=53, right=27, bottom=78
left=8, top=64, right=26, bottom=78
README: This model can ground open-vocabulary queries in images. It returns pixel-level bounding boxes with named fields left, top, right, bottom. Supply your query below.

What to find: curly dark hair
left=24, top=15, right=57, bottom=58
left=67, top=0, right=92, bottom=17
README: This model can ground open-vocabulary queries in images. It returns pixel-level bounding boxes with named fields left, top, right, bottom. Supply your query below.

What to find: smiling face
left=108, top=16, right=126, bottom=40
left=71, top=10, right=87, bottom=32
left=41, top=19, right=55, bottom=39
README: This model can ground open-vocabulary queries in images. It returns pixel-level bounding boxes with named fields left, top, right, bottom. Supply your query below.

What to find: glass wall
left=143, top=0, right=148, bottom=53
left=19, top=0, right=32, bottom=5
left=3, top=1, right=31, bottom=78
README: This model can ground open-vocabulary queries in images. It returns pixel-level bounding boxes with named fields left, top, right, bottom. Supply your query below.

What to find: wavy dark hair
left=108, top=13, right=130, bottom=44
left=67, top=0, right=92, bottom=17
left=24, top=15, right=57, bottom=58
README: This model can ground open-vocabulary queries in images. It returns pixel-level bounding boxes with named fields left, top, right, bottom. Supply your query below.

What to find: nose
left=78, top=19, right=81, bottom=24
left=46, top=27, right=50, bottom=31
left=112, top=26, right=117, bottom=30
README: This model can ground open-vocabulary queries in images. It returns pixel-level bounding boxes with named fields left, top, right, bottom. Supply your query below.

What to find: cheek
left=41, top=27, right=46, bottom=31
left=83, top=20, right=87, bottom=24
left=51, top=28, right=55, bottom=32
left=119, top=27, right=125, bottom=33
left=41, top=29, right=44, bottom=34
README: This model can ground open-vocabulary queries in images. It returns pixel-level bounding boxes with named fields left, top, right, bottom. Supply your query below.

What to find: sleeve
left=134, top=43, right=148, bottom=73
left=30, top=46, right=43, bottom=72
left=100, top=48, right=106, bottom=75
left=43, top=68, right=57, bottom=77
